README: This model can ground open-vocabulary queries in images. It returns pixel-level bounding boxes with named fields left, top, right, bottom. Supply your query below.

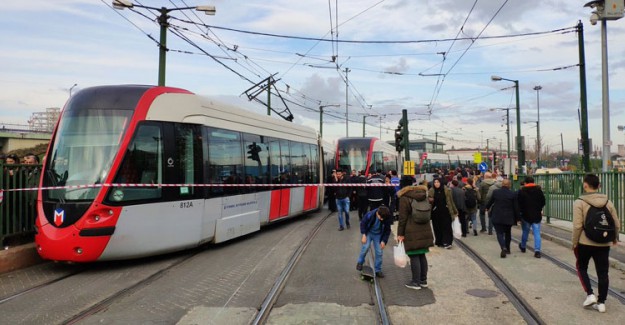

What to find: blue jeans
left=357, top=232, right=383, bottom=272
left=520, top=220, right=541, bottom=252
left=467, top=211, right=477, bottom=232
left=336, top=197, right=350, bottom=228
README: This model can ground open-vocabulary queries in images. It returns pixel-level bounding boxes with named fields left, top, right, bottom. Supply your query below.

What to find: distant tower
left=28, top=107, right=60, bottom=133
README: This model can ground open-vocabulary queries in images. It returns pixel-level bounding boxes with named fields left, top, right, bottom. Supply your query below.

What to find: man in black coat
left=517, top=176, right=546, bottom=258
left=486, top=179, right=520, bottom=258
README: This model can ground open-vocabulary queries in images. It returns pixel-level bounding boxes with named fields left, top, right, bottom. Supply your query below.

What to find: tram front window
left=337, top=146, right=367, bottom=173
left=44, top=109, right=131, bottom=201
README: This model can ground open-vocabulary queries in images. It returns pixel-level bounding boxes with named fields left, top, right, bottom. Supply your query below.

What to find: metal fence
left=515, top=172, right=625, bottom=234
left=1, top=163, right=41, bottom=243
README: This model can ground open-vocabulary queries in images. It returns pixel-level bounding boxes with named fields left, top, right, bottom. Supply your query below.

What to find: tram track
left=509, top=237, right=625, bottom=305
left=0, top=268, right=85, bottom=305
left=251, top=211, right=390, bottom=325
left=455, top=239, right=546, bottom=325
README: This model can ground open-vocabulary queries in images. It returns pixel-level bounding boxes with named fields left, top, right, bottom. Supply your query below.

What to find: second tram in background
left=335, top=137, right=401, bottom=175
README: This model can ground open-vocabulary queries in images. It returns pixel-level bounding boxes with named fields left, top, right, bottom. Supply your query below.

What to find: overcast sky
left=1, top=0, right=625, bottom=155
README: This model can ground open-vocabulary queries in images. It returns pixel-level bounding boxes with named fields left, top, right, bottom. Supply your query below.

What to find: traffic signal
left=247, top=142, right=261, bottom=162
left=492, top=151, right=497, bottom=167
left=394, top=125, right=404, bottom=152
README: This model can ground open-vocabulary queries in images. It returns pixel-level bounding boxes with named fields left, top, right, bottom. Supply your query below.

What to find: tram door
left=268, top=139, right=290, bottom=220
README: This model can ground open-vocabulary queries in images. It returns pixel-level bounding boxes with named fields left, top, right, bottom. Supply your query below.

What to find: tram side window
left=174, top=124, right=201, bottom=197
left=208, top=128, right=243, bottom=196
left=370, top=151, right=384, bottom=173
left=109, top=123, right=162, bottom=203
left=243, top=133, right=270, bottom=192
left=310, top=144, right=319, bottom=183
left=290, top=141, right=306, bottom=184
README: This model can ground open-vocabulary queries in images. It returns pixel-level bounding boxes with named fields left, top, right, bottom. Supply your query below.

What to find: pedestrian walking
left=326, top=169, right=337, bottom=212
left=428, top=178, right=458, bottom=248
left=397, top=177, right=434, bottom=290
left=478, top=172, right=497, bottom=234
left=463, top=178, right=481, bottom=236
left=333, top=170, right=352, bottom=230
left=356, top=206, right=392, bottom=278
left=485, top=179, right=519, bottom=258
left=573, top=174, right=620, bottom=313
left=517, top=176, right=546, bottom=258
left=366, top=169, right=385, bottom=211
left=356, top=170, right=368, bottom=221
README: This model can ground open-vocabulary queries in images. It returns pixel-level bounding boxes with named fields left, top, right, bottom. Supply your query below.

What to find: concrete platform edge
left=0, top=243, right=43, bottom=274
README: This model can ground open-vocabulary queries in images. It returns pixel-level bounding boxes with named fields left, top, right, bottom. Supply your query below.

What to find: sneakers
left=593, top=303, right=606, bottom=313
left=443, top=244, right=452, bottom=249
left=338, top=226, right=344, bottom=231
left=583, top=294, right=597, bottom=307
left=405, top=282, right=421, bottom=290
left=346, top=223, right=351, bottom=229
left=420, top=280, right=428, bottom=288
left=375, top=271, right=385, bottom=278
left=488, top=231, right=493, bottom=235
left=480, top=229, right=487, bottom=233
left=534, top=251, right=541, bottom=258
left=356, top=263, right=363, bottom=271
left=500, top=250, right=507, bottom=258
left=473, top=230, right=478, bottom=236
left=518, top=243, right=526, bottom=253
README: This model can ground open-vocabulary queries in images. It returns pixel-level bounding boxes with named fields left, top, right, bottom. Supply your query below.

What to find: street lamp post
left=491, top=108, right=512, bottom=176
left=434, top=131, right=447, bottom=153
left=113, top=0, right=216, bottom=86
left=533, top=85, right=542, bottom=167
left=492, top=75, right=523, bottom=173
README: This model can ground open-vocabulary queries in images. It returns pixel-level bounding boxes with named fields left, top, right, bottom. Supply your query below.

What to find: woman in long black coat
left=427, top=178, right=458, bottom=248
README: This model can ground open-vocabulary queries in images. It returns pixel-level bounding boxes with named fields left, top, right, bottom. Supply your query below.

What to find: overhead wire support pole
left=577, top=21, right=591, bottom=172
left=345, top=67, right=350, bottom=137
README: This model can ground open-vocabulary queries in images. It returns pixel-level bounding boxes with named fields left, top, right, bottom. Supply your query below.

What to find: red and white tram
left=335, top=137, right=400, bottom=175
left=35, top=85, right=324, bottom=262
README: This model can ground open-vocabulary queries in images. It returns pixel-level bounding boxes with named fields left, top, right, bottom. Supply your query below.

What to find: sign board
left=403, top=161, right=415, bottom=176
left=473, top=152, right=482, bottom=164
left=478, top=162, right=488, bottom=172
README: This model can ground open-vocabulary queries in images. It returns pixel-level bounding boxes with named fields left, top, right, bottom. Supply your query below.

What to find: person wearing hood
left=397, top=176, right=434, bottom=290
left=428, top=178, right=458, bottom=248
left=573, top=174, right=620, bottom=313
left=478, top=172, right=497, bottom=234
left=450, top=180, right=467, bottom=237
left=517, top=176, right=546, bottom=258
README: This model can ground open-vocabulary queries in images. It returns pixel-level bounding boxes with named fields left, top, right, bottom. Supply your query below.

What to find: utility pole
left=578, top=21, right=591, bottom=172
left=345, top=67, right=350, bottom=137
left=402, top=109, right=410, bottom=161
left=561, top=132, right=565, bottom=167
left=534, top=85, right=542, bottom=167
left=267, top=78, right=271, bottom=116
left=600, top=18, right=611, bottom=171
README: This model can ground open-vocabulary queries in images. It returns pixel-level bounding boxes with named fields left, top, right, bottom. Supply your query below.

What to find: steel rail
left=455, top=239, right=545, bottom=325
left=251, top=212, right=333, bottom=325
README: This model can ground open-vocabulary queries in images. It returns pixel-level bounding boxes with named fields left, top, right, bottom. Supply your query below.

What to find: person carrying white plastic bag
left=396, top=178, right=435, bottom=290
left=394, top=242, right=409, bottom=268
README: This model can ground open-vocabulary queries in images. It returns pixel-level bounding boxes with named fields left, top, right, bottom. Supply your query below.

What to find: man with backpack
left=573, top=174, right=620, bottom=313
left=463, top=178, right=481, bottom=236
left=518, top=176, right=546, bottom=258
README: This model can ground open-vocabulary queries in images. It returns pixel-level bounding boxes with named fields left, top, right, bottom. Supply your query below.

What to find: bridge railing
left=1, top=163, right=41, bottom=245
left=515, top=172, right=625, bottom=234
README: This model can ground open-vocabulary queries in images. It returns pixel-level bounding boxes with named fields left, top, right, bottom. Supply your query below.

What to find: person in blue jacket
left=355, top=206, right=393, bottom=278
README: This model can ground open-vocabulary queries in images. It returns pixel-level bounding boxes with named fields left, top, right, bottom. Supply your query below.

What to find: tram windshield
left=43, top=109, right=132, bottom=201
left=337, top=139, right=370, bottom=173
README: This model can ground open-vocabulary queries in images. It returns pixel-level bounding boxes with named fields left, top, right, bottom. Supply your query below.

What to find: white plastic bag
left=394, top=242, right=408, bottom=268
left=453, top=217, right=462, bottom=239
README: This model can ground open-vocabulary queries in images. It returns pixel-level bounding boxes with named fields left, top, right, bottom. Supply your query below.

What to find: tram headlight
left=75, top=247, right=83, bottom=255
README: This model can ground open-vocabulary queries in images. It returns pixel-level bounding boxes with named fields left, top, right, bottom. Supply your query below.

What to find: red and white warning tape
left=0, top=182, right=395, bottom=194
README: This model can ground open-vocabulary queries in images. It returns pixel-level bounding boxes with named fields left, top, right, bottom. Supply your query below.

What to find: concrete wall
left=0, top=132, right=51, bottom=154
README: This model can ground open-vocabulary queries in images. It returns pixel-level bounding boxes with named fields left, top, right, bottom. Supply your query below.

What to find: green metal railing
left=514, top=172, right=625, bottom=234
left=1, top=163, right=41, bottom=243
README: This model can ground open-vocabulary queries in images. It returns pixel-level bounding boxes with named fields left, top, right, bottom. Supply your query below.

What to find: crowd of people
left=1, top=153, right=41, bottom=240
left=327, top=167, right=620, bottom=313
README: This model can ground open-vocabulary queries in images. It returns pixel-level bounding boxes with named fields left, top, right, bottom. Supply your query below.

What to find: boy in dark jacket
left=517, top=176, right=546, bottom=258
left=356, top=206, right=392, bottom=278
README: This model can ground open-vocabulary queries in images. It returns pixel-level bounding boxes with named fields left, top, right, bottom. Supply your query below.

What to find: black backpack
left=465, top=188, right=477, bottom=209
left=583, top=204, right=616, bottom=243
left=410, top=197, right=431, bottom=224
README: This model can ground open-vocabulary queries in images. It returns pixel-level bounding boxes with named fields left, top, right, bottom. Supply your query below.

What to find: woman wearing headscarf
left=428, top=178, right=458, bottom=248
